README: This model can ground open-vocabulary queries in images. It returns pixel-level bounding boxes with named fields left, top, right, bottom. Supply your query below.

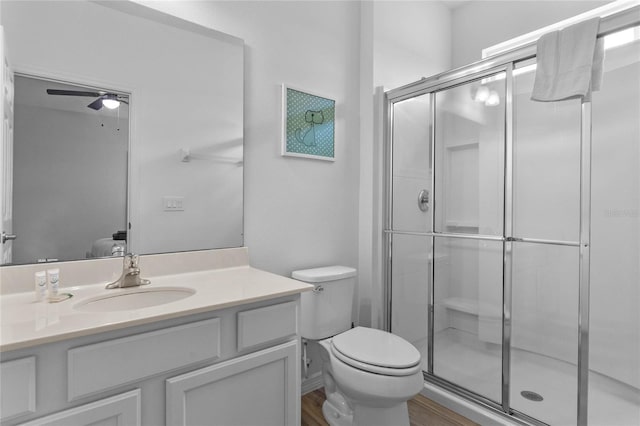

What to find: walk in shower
left=384, top=8, right=639, bottom=426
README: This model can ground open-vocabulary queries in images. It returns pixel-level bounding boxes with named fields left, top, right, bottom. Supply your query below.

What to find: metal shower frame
left=382, top=6, right=640, bottom=426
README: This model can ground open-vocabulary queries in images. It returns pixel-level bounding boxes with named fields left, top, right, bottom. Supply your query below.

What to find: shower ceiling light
left=486, top=91, right=500, bottom=106
left=474, top=86, right=490, bottom=102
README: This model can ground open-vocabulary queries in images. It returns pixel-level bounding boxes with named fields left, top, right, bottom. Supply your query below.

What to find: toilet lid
left=331, top=327, right=421, bottom=374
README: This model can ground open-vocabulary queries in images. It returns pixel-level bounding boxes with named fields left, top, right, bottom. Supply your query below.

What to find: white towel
left=531, top=17, right=604, bottom=102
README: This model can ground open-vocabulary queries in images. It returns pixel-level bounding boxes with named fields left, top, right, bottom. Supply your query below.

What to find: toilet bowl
left=292, top=266, right=424, bottom=426
left=318, top=328, right=423, bottom=426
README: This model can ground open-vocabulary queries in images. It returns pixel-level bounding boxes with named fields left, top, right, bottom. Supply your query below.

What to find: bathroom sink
left=74, top=287, right=196, bottom=312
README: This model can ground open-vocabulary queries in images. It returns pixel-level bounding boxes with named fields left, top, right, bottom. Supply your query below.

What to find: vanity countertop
left=0, top=266, right=313, bottom=352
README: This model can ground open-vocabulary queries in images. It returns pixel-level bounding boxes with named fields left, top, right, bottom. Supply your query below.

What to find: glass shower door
left=386, top=15, right=640, bottom=425
left=589, top=26, right=640, bottom=426
left=431, top=72, right=505, bottom=403
left=510, top=60, right=582, bottom=425
left=390, top=93, right=432, bottom=370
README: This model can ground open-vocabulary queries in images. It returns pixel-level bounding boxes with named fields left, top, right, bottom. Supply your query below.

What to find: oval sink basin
left=74, top=287, right=196, bottom=312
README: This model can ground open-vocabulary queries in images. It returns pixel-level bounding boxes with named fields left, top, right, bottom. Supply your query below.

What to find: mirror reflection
left=1, top=1, right=244, bottom=266
left=13, top=75, right=129, bottom=264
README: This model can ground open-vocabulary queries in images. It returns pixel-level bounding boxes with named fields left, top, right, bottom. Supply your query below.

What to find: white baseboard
left=301, top=372, right=324, bottom=395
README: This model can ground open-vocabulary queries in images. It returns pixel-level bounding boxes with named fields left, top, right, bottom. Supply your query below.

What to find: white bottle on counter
left=47, top=268, right=59, bottom=298
left=34, top=271, right=47, bottom=302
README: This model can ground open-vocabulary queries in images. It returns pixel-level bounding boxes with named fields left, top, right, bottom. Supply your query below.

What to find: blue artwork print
left=285, top=87, right=335, bottom=160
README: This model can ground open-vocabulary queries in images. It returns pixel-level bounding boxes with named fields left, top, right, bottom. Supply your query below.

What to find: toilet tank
left=292, top=266, right=357, bottom=340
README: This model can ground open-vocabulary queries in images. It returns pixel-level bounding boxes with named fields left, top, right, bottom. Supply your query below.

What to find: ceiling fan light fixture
left=102, top=97, right=120, bottom=110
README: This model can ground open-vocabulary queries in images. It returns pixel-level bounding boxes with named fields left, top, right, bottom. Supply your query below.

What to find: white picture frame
left=281, top=84, right=335, bottom=161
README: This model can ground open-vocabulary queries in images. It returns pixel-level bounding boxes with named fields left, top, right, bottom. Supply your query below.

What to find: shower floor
left=416, top=328, right=640, bottom=426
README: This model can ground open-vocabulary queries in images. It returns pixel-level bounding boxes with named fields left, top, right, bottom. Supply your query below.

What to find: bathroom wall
left=360, top=0, right=452, bottom=330
left=139, top=1, right=453, bottom=332
left=373, top=1, right=452, bottom=90
left=136, top=1, right=453, bottom=388
left=450, top=0, right=612, bottom=67
left=137, top=0, right=637, bottom=395
left=133, top=1, right=362, bottom=388
left=137, top=0, right=362, bottom=280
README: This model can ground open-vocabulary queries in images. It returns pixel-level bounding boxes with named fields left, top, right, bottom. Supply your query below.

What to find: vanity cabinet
left=0, top=357, right=36, bottom=420
left=166, top=341, right=298, bottom=426
left=0, top=296, right=301, bottom=426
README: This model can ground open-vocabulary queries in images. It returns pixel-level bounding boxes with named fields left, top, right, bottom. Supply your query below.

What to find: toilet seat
left=330, top=327, right=422, bottom=376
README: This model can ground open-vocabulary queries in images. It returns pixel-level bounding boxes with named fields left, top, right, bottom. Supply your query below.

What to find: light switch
left=163, top=196, right=184, bottom=211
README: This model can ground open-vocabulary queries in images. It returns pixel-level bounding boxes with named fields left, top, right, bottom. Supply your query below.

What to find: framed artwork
left=281, top=85, right=335, bottom=161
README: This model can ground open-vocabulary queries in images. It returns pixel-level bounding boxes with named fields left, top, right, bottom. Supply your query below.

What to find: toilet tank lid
left=291, top=266, right=357, bottom=283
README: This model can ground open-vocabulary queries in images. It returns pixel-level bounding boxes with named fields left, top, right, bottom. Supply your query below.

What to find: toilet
left=292, top=266, right=423, bottom=426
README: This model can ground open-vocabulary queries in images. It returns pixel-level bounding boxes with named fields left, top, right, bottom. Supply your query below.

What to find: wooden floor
left=301, top=388, right=479, bottom=426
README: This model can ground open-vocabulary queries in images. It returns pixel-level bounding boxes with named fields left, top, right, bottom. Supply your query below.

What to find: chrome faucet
left=105, top=254, right=151, bottom=289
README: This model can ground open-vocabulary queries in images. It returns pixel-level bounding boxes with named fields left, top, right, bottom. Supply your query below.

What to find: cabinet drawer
left=0, top=356, right=36, bottom=421
left=237, top=301, right=297, bottom=351
left=68, top=318, right=220, bottom=400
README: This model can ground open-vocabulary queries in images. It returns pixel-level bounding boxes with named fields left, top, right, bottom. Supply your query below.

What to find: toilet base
left=322, top=398, right=353, bottom=426
left=322, top=393, right=410, bottom=426
left=352, top=402, right=410, bottom=426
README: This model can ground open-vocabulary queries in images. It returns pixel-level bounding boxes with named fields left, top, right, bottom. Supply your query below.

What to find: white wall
left=137, top=1, right=455, bottom=387
left=373, top=1, right=452, bottom=90
left=135, top=1, right=363, bottom=386
left=137, top=0, right=362, bottom=279
left=362, top=0, right=452, bottom=330
left=451, top=0, right=612, bottom=67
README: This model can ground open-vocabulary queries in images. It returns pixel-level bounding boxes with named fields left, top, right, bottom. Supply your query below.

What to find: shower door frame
left=382, top=6, right=640, bottom=426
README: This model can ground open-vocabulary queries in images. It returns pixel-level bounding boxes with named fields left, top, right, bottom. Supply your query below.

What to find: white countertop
left=0, top=266, right=312, bottom=352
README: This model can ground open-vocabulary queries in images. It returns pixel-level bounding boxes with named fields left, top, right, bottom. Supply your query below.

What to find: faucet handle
left=123, top=253, right=139, bottom=268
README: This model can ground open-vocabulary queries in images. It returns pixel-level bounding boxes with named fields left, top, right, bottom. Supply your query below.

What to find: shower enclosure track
left=383, top=230, right=580, bottom=247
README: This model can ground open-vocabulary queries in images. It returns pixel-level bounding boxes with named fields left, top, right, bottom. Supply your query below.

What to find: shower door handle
left=418, top=189, right=429, bottom=212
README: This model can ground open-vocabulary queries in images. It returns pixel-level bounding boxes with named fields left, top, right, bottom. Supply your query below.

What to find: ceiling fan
left=46, top=89, right=129, bottom=110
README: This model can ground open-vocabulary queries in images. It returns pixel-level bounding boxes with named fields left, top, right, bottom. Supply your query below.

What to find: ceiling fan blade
left=87, top=97, right=104, bottom=110
left=47, top=89, right=102, bottom=97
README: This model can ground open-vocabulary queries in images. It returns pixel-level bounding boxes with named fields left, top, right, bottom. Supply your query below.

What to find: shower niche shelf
left=444, top=222, right=479, bottom=231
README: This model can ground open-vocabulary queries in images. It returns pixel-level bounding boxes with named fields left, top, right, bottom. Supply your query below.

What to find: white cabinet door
left=166, top=340, right=299, bottom=426
left=0, top=357, right=36, bottom=421
left=18, top=390, right=140, bottom=426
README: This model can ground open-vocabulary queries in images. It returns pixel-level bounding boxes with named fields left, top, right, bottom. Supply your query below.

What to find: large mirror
left=0, top=1, right=244, bottom=266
